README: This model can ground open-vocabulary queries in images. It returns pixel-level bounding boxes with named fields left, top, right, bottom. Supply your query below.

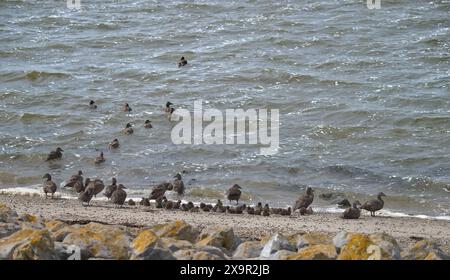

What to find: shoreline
left=1, top=193, right=450, bottom=253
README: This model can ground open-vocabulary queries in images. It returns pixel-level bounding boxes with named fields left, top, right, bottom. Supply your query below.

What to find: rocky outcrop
left=197, top=227, right=240, bottom=252
left=402, top=240, right=450, bottom=260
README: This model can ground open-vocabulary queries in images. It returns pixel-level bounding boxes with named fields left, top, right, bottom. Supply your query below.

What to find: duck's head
left=89, top=100, right=95, bottom=105
left=117, top=184, right=127, bottom=190
left=166, top=102, right=173, bottom=108
left=180, top=56, right=185, bottom=60
left=78, top=170, right=83, bottom=175
left=112, top=177, right=117, bottom=184
left=145, top=120, right=151, bottom=124
left=170, top=107, right=175, bottom=114
left=354, top=200, right=362, bottom=207
left=232, top=184, right=241, bottom=189
left=306, top=187, right=314, bottom=195
left=42, top=173, right=51, bottom=180
left=173, top=173, right=182, bottom=180
left=378, top=192, right=387, bottom=197
left=257, top=202, right=262, bottom=207
left=100, top=151, right=104, bottom=157
left=56, top=147, right=64, bottom=152
left=125, top=123, right=132, bottom=128
left=113, top=138, right=118, bottom=142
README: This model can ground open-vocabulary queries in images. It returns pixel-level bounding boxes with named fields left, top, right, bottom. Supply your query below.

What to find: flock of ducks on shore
left=40, top=55, right=388, bottom=219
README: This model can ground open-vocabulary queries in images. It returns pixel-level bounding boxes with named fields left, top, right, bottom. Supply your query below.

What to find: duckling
left=226, top=206, right=236, bottom=214
left=78, top=187, right=95, bottom=207
left=227, top=184, right=242, bottom=205
left=173, top=200, right=181, bottom=209
left=104, top=178, right=117, bottom=200
left=217, top=205, right=227, bottom=213
left=299, top=206, right=314, bottom=216
left=124, top=103, right=132, bottom=112
left=178, top=56, right=187, bottom=67
left=165, top=200, right=174, bottom=210
left=109, top=139, right=119, bottom=149
left=236, top=204, right=246, bottom=214
left=200, top=202, right=206, bottom=210
left=262, top=204, right=270, bottom=216
left=172, top=173, right=185, bottom=195
left=149, top=182, right=173, bottom=200
left=123, top=123, right=134, bottom=135
left=89, top=100, right=97, bottom=109
left=128, top=199, right=136, bottom=206
left=293, top=187, right=314, bottom=212
left=140, top=197, right=151, bottom=207
left=64, top=170, right=84, bottom=191
left=94, top=151, right=105, bottom=164
left=342, top=201, right=361, bottom=219
left=180, top=203, right=189, bottom=211
left=187, top=201, right=194, bottom=210
left=360, top=192, right=386, bottom=217
left=155, top=196, right=167, bottom=208
left=111, top=184, right=127, bottom=208
left=212, top=199, right=223, bottom=212
left=46, top=147, right=63, bottom=161
left=254, top=202, right=263, bottom=215
left=85, top=179, right=105, bottom=197
left=144, top=120, right=152, bottom=129
left=246, top=206, right=255, bottom=215
left=190, top=206, right=199, bottom=213
left=280, top=207, right=291, bottom=216
left=42, top=173, right=57, bottom=199
left=270, top=208, right=282, bottom=215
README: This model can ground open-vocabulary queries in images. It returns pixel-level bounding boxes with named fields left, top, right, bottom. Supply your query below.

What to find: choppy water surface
left=0, top=0, right=449, bottom=218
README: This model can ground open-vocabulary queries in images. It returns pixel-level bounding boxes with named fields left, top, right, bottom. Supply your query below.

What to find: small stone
left=260, top=233, right=296, bottom=258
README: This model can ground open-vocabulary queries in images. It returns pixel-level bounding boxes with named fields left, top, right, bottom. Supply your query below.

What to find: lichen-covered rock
left=268, top=249, right=296, bottom=260
left=369, top=233, right=401, bottom=260
left=296, top=232, right=332, bottom=249
left=233, top=241, right=263, bottom=259
left=54, top=242, right=82, bottom=260
left=173, top=248, right=226, bottom=260
left=151, top=220, right=198, bottom=243
left=197, top=227, right=240, bottom=251
left=62, top=222, right=131, bottom=260
left=0, top=203, right=18, bottom=223
left=17, top=213, right=45, bottom=230
left=402, top=240, right=450, bottom=260
left=288, top=244, right=337, bottom=260
left=52, top=224, right=80, bottom=242
left=161, top=238, right=193, bottom=252
left=0, top=229, right=58, bottom=260
left=0, top=222, right=21, bottom=238
left=195, top=245, right=228, bottom=260
left=336, top=232, right=402, bottom=260
left=260, top=233, right=296, bottom=258
left=130, top=229, right=175, bottom=260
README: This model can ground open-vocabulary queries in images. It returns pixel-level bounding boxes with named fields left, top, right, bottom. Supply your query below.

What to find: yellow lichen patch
left=0, top=229, right=56, bottom=260
left=297, top=232, right=332, bottom=248
left=19, top=213, right=38, bottom=223
left=132, top=229, right=159, bottom=255
left=152, top=220, right=197, bottom=243
left=0, top=203, right=17, bottom=223
left=288, top=244, right=337, bottom=260
left=45, top=220, right=68, bottom=232
left=337, top=233, right=373, bottom=260
left=193, top=251, right=223, bottom=260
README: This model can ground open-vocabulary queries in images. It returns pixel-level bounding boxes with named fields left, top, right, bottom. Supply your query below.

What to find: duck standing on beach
left=293, top=187, right=314, bottom=212
left=64, top=170, right=84, bottom=191
left=124, top=103, right=132, bottom=112
left=149, top=182, right=173, bottom=200
left=227, top=184, right=242, bottom=205
left=360, top=192, right=386, bottom=217
left=95, top=151, right=105, bottom=164
left=178, top=56, right=187, bottom=67
left=342, top=201, right=362, bottom=219
left=104, top=178, right=117, bottom=200
left=42, top=173, right=57, bottom=199
left=78, top=188, right=95, bottom=207
left=46, top=147, right=63, bottom=161
left=172, top=173, right=185, bottom=195
left=109, top=139, right=119, bottom=149
left=85, top=179, right=105, bottom=197
left=111, top=184, right=127, bottom=208
left=89, top=100, right=97, bottom=109
left=144, top=120, right=152, bottom=129
left=123, top=123, right=134, bottom=135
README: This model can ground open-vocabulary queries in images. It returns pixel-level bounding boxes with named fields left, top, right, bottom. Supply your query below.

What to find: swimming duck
left=78, top=187, right=95, bottom=207
left=124, top=103, right=132, bottom=112
left=140, top=197, right=151, bottom=207
left=144, top=120, right=152, bottom=129
left=64, top=170, right=84, bottom=191
left=42, top=173, right=57, bottom=199
left=165, top=102, right=173, bottom=114
left=342, top=201, right=361, bottom=219
left=123, top=123, right=134, bottom=135
left=227, top=184, right=242, bottom=205
left=109, top=139, right=119, bottom=149
left=89, top=100, right=97, bottom=109
left=360, top=192, right=386, bottom=217
left=337, top=198, right=351, bottom=209
left=178, top=56, right=187, bottom=67
left=94, top=152, right=105, bottom=164
left=104, top=178, right=117, bottom=200
left=293, top=187, right=314, bottom=212
left=172, top=173, right=185, bottom=195
left=111, top=184, right=127, bottom=207
left=85, top=179, right=105, bottom=197
left=149, top=182, right=173, bottom=200
left=46, top=147, right=63, bottom=161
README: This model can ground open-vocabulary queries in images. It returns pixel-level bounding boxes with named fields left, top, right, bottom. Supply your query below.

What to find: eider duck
left=149, top=182, right=173, bottom=200
left=299, top=206, right=314, bottom=215
left=178, top=56, right=187, bottom=67
left=360, top=192, right=386, bottom=217
left=174, top=200, right=181, bottom=209
left=155, top=196, right=167, bottom=208
left=140, top=197, right=150, bottom=207
left=172, top=173, right=185, bottom=195
left=111, top=184, right=127, bottom=207
left=280, top=207, right=291, bottom=216
left=78, top=187, right=95, bottom=206
left=104, top=178, right=117, bottom=200
left=226, top=184, right=242, bottom=205
left=124, top=103, right=132, bottom=112
left=85, top=179, right=105, bottom=197
left=293, top=187, right=314, bottom=212
left=212, top=199, right=223, bottom=212
left=128, top=199, right=136, bottom=206
left=95, top=151, right=105, bottom=164
left=109, top=139, right=119, bottom=149
left=190, top=206, right=200, bottom=213
left=123, top=123, right=133, bottom=135
left=342, top=201, right=361, bottom=219
left=254, top=202, right=263, bottom=215
left=42, top=173, right=57, bottom=199
left=164, top=102, right=173, bottom=114
left=89, top=100, right=97, bottom=109
left=64, top=170, right=84, bottom=191
left=165, top=200, right=175, bottom=210
left=246, top=206, right=255, bottom=215
left=144, top=120, right=152, bottom=129
left=46, top=147, right=63, bottom=161
left=262, top=204, right=270, bottom=216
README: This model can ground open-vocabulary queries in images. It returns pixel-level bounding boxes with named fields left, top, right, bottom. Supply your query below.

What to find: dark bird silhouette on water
left=78, top=188, right=95, bottom=207
left=109, top=139, right=119, bottom=149
left=89, top=100, right=97, bottom=109
left=144, top=120, right=152, bottom=129
left=342, top=201, right=362, bottom=219
left=165, top=102, right=173, bottom=114
left=124, top=103, right=132, bottom=112
left=149, top=182, right=173, bottom=200
left=178, top=56, right=187, bottom=67
left=123, top=123, right=133, bottom=135
left=227, top=184, right=242, bottom=205
left=104, top=178, right=117, bottom=200
left=111, top=184, right=127, bottom=207
left=42, top=173, right=57, bottom=199
left=172, top=173, right=185, bottom=195
left=95, top=152, right=105, bottom=164
left=46, top=147, right=63, bottom=161
left=293, top=187, right=314, bottom=212
left=360, top=192, right=386, bottom=217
